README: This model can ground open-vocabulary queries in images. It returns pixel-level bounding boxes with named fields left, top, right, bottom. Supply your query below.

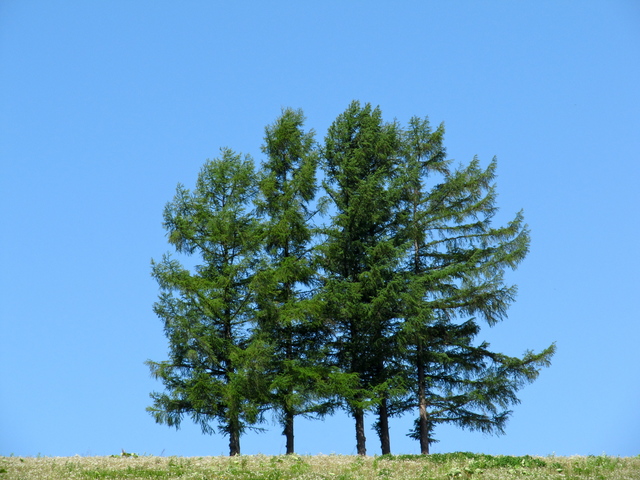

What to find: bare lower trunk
left=223, top=307, right=240, bottom=457
left=284, top=407, right=295, bottom=454
left=417, top=348, right=429, bottom=455
left=414, top=215, right=430, bottom=455
left=354, top=407, right=367, bottom=455
left=378, top=396, right=391, bottom=455
left=282, top=323, right=296, bottom=454
left=229, top=428, right=241, bottom=456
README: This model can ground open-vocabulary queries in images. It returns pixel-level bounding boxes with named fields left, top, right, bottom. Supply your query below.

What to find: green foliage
left=146, top=148, right=267, bottom=455
left=392, top=112, right=555, bottom=453
left=318, top=101, right=554, bottom=454
left=147, top=101, right=555, bottom=456
left=320, top=101, right=407, bottom=454
left=253, top=108, right=337, bottom=454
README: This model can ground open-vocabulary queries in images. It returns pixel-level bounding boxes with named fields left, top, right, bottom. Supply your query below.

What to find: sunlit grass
left=1, top=453, right=639, bottom=479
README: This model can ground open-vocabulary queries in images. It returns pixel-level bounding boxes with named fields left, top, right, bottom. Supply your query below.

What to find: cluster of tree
left=146, top=101, right=555, bottom=456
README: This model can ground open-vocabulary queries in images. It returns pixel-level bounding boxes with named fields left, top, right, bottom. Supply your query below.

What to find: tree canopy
left=147, top=102, right=555, bottom=456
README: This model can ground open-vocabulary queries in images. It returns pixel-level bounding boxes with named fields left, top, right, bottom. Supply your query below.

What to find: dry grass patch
left=1, top=453, right=639, bottom=480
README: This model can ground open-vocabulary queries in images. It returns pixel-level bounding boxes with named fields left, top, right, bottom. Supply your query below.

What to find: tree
left=146, top=148, right=267, bottom=456
left=253, top=108, right=336, bottom=454
left=146, top=103, right=555, bottom=456
left=319, top=101, right=406, bottom=455
left=396, top=116, right=556, bottom=453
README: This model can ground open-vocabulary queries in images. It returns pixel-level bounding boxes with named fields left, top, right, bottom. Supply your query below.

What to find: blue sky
left=1, top=1, right=639, bottom=458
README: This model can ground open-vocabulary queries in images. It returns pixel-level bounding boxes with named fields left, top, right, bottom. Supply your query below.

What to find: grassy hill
left=2, top=452, right=639, bottom=480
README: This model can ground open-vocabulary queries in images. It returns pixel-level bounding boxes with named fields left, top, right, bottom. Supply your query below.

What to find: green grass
left=1, top=453, right=639, bottom=480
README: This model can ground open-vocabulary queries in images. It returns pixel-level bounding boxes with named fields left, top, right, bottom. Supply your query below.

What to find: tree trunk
left=378, top=396, right=391, bottom=455
left=229, top=427, right=241, bottom=456
left=417, top=347, right=430, bottom=455
left=284, top=406, right=295, bottom=454
left=283, top=317, right=295, bottom=455
left=224, top=320, right=241, bottom=457
left=413, top=216, right=431, bottom=455
left=354, top=407, right=367, bottom=455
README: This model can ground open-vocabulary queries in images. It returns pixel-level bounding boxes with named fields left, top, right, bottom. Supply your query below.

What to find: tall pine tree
left=146, top=103, right=555, bottom=456
left=319, top=101, right=406, bottom=455
left=146, top=149, right=267, bottom=456
left=254, top=108, right=337, bottom=454
left=397, top=116, right=555, bottom=453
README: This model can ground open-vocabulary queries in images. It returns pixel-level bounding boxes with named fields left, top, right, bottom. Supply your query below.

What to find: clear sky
left=1, top=1, right=639, bottom=458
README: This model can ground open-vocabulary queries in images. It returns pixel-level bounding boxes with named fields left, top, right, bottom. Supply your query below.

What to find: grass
left=1, top=453, right=639, bottom=480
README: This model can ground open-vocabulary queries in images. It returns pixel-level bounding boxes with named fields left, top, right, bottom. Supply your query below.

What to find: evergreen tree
left=254, top=108, right=336, bottom=454
left=146, top=103, right=555, bottom=456
left=146, top=149, right=267, bottom=456
left=397, top=116, right=556, bottom=453
left=319, top=101, right=405, bottom=455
